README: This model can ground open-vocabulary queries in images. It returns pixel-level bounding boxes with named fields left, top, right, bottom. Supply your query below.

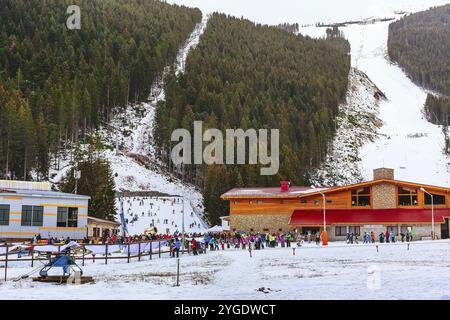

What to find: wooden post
left=150, top=240, right=152, bottom=260
left=158, top=240, right=161, bottom=258
left=31, top=246, right=34, bottom=267
left=177, top=257, right=180, bottom=286
left=82, top=245, right=85, bottom=267
left=292, top=247, right=296, bottom=256
left=4, top=245, right=9, bottom=281
left=138, top=242, right=141, bottom=262
left=407, top=243, right=410, bottom=251
left=105, top=243, right=109, bottom=265
left=376, top=245, right=379, bottom=253
left=127, top=242, right=131, bottom=263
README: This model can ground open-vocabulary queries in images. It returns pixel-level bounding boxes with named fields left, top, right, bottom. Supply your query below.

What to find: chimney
left=373, top=168, right=394, bottom=180
left=280, top=181, right=290, bottom=192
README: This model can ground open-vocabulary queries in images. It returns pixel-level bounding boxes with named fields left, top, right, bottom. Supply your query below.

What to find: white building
left=0, top=180, right=90, bottom=241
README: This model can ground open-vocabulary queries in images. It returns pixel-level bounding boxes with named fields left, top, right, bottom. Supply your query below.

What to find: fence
left=0, top=240, right=197, bottom=281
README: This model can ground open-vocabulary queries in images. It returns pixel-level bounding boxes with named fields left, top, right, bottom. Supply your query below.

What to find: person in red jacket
left=192, top=238, right=198, bottom=255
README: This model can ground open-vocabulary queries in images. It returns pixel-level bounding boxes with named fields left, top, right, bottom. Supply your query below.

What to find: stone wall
left=373, top=167, right=394, bottom=180
left=229, top=214, right=293, bottom=233
left=372, top=183, right=396, bottom=209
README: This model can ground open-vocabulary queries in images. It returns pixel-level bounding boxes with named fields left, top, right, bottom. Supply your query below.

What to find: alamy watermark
left=171, top=121, right=280, bottom=175
left=66, top=5, right=81, bottom=30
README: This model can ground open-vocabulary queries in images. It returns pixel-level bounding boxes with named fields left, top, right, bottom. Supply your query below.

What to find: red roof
left=289, top=208, right=450, bottom=226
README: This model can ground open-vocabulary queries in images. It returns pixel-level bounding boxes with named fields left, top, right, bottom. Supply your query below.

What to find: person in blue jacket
left=173, top=239, right=181, bottom=258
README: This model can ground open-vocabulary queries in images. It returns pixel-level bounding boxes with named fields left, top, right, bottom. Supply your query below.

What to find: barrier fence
left=0, top=240, right=199, bottom=281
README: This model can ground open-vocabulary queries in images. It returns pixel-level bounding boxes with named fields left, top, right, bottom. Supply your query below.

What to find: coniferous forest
left=0, top=0, right=201, bottom=181
left=388, top=4, right=450, bottom=128
left=154, top=13, right=351, bottom=223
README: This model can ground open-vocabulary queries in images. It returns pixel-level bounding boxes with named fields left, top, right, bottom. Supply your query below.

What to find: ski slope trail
left=50, top=15, right=211, bottom=231
left=129, top=15, right=209, bottom=157
left=347, top=20, right=450, bottom=186
left=302, top=16, right=450, bottom=186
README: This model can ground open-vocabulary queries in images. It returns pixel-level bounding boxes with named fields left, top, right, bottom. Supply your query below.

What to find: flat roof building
left=0, top=180, right=90, bottom=241
left=87, top=216, right=120, bottom=240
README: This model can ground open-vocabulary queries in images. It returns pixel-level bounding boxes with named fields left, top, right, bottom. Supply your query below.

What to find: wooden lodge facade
left=221, top=168, right=450, bottom=241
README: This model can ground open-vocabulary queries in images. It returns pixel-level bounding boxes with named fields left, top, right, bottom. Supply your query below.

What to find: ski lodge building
left=221, top=168, right=450, bottom=240
left=0, top=180, right=90, bottom=241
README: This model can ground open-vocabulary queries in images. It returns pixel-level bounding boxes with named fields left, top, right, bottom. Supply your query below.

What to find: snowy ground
left=117, top=196, right=207, bottom=235
left=3, top=240, right=450, bottom=299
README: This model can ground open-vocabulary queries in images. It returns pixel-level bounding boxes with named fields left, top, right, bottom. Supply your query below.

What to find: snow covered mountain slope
left=117, top=195, right=207, bottom=236
left=50, top=15, right=210, bottom=231
left=310, top=67, right=385, bottom=185
left=302, top=16, right=450, bottom=187
left=104, top=16, right=209, bottom=230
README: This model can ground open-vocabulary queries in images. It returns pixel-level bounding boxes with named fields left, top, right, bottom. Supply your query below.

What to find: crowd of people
left=26, top=227, right=417, bottom=254
left=346, top=228, right=416, bottom=244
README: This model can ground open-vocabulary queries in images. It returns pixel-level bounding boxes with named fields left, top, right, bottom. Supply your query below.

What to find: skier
left=173, top=238, right=181, bottom=258
left=315, top=231, right=321, bottom=245
left=286, top=232, right=292, bottom=247
left=409, top=228, right=414, bottom=241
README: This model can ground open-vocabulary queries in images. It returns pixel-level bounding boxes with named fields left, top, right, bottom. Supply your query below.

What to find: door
left=441, top=218, right=449, bottom=239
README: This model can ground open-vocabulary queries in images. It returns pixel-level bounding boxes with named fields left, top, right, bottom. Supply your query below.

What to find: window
left=424, top=193, right=446, bottom=205
left=21, top=205, right=43, bottom=226
left=256, top=200, right=264, bottom=204
left=68, top=208, right=78, bottom=227
left=326, top=200, right=333, bottom=204
left=398, top=187, right=418, bottom=206
left=93, top=227, right=100, bottom=237
left=335, top=226, right=346, bottom=236
left=57, top=207, right=78, bottom=227
left=0, top=204, right=10, bottom=226
left=300, top=199, right=307, bottom=204
left=348, top=226, right=360, bottom=235
left=351, top=187, right=371, bottom=206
